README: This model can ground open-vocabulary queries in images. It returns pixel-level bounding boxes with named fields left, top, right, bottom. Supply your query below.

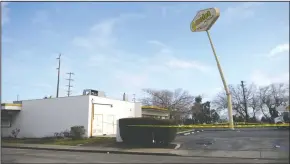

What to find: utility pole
left=132, top=94, right=136, bottom=102
left=56, top=54, right=61, bottom=98
left=241, top=81, right=248, bottom=122
left=66, top=72, right=74, bottom=97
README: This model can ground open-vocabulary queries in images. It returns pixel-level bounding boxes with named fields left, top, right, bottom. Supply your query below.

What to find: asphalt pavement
left=2, top=148, right=288, bottom=163
left=175, top=128, right=289, bottom=152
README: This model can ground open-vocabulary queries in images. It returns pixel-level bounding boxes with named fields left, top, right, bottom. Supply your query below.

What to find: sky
left=2, top=2, right=289, bottom=103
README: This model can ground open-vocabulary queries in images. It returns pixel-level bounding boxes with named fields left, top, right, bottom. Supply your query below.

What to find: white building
left=1, top=94, right=141, bottom=138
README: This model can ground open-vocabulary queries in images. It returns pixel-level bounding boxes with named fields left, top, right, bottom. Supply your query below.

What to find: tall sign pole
left=190, top=8, right=234, bottom=130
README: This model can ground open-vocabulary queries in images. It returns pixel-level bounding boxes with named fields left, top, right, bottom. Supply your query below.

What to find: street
left=2, top=148, right=288, bottom=163
left=176, top=128, right=289, bottom=152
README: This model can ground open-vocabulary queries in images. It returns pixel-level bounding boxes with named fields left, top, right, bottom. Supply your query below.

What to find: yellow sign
left=190, top=8, right=220, bottom=32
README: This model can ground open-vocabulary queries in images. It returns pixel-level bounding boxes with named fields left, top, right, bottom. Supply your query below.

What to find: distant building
left=276, top=103, right=289, bottom=113
left=141, top=106, right=170, bottom=119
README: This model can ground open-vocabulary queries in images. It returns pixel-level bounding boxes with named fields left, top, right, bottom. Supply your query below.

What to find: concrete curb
left=2, top=145, right=179, bottom=157
left=201, top=129, right=237, bottom=132
left=174, top=143, right=181, bottom=150
left=177, top=129, right=199, bottom=136
left=171, top=150, right=289, bottom=160
left=202, top=128, right=283, bottom=132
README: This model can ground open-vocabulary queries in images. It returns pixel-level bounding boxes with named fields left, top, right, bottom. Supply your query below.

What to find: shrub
left=184, top=119, right=194, bottom=125
left=119, top=117, right=177, bottom=145
left=11, top=128, right=20, bottom=138
left=62, top=130, right=71, bottom=138
left=70, top=126, right=85, bottom=140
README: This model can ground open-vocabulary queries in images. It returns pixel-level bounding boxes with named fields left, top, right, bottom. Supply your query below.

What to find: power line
left=66, top=72, right=74, bottom=97
left=56, top=54, right=61, bottom=98
left=241, top=80, right=249, bottom=122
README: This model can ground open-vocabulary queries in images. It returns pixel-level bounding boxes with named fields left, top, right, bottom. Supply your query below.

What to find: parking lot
left=3, top=148, right=288, bottom=163
left=175, top=128, right=289, bottom=152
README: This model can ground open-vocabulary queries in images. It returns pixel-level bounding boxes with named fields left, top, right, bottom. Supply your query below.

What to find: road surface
left=2, top=148, right=287, bottom=163
left=176, top=128, right=289, bottom=152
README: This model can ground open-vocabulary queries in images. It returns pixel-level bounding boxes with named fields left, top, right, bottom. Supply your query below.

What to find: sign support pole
left=206, top=30, right=234, bottom=130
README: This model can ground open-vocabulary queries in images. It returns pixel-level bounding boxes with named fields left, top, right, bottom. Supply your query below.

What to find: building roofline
left=2, top=95, right=140, bottom=104
left=142, top=106, right=168, bottom=111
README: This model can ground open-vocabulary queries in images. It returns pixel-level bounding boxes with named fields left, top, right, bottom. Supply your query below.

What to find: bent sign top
left=190, top=8, right=220, bottom=32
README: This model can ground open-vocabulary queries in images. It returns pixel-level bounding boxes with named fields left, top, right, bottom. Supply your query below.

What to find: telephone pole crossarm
left=66, top=72, right=74, bottom=97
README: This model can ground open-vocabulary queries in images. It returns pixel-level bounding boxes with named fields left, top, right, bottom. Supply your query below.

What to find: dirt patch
left=81, top=140, right=177, bottom=149
left=2, top=137, right=177, bottom=149
left=2, top=137, right=116, bottom=146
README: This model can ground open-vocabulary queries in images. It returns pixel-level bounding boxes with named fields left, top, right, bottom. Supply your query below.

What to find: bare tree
left=214, top=82, right=289, bottom=121
left=258, top=83, right=289, bottom=119
left=141, top=88, right=195, bottom=120
left=256, top=85, right=270, bottom=118
left=212, top=92, right=227, bottom=112
left=247, top=84, right=260, bottom=118
left=213, top=83, right=257, bottom=120
left=248, top=92, right=259, bottom=118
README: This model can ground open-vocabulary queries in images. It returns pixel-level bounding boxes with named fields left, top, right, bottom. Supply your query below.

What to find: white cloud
left=203, top=86, right=223, bottom=102
left=148, top=40, right=167, bottom=48
left=158, top=4, right=191, bottom=17
left=69, top=13, right=152, bottom=96
left=32, top=10, right=50, bottom=26
left=115, top=71, right=148, bottom=88
left=73, top=14, right=143, bottom=51
left=250, top=70, right=289, bottom=86
left=119, top=13, right=146, bottom=20
left=33, top=83, right=53, bottom=89
left=72, top=19, right=118, bottom=54
left=166, top=58, right=211, bottom=72
left=2, top=36, right=13, bottom=44
left=148, top=40, right=173, bottom=55
left=87, top=54, right=120, bottom=67
left=268, top=43, right=289, bottom=58
left=147, top=40, right=213, bottom=73
left=223, top=2, right=263, bottom=22
left=1, top=2, right=10, bottom=25
left=161, top=7, right=167, bottom=17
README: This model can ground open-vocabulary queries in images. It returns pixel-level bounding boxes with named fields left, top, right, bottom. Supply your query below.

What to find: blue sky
left=2, top=2, right=289, bottom=103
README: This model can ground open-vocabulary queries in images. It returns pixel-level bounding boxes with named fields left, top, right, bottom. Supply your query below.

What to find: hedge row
left=119, top=117, right=177, bottom=145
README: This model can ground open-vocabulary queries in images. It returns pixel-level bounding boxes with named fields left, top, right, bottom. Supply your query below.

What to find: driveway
left=175, top=128, right=289, bottom=152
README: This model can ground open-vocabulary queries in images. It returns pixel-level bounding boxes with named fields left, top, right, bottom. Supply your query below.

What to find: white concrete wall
left=1, top=95, right=142, bottom=138
left=1, top=96, right=90, bottom=138
left=88, top=96, right=141, bottom=137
